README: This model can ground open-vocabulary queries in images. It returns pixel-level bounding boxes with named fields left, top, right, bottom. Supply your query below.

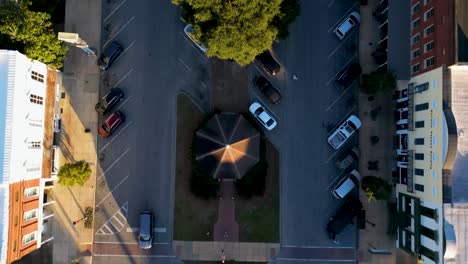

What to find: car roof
left=139, top=212, right=152, bottom=236
left=106, top=111, right=122, bottom=126
left=334, top=175, right=357, bottom=198
left=347, top=115, right=362, bottom=129
left=256, top=51, right=280, bottom=72
left=104, top=42, right=121, bottom=57
left=256, top=77, right=281, bottom=103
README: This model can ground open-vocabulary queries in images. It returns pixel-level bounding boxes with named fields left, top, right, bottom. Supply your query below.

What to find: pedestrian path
left=95, top=202, right=128, bottom=235
left=214, top=181, right=239, bottom=242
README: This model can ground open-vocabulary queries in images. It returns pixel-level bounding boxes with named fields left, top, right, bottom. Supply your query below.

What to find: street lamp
left=58, top=32, right=96, bottom=56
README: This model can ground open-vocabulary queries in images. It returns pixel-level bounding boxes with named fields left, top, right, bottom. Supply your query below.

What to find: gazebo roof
left=195, top=113, right=260, bottom=179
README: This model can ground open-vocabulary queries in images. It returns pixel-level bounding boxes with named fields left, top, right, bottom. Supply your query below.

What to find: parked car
left=335, top=147, right=360, bottom=171
left=328, top=115, right=361, bottom=150
left=254, top=76, right=282, bottom=104
left=255, top=50, right=281, bottom=76
left=98, top=111, right=125, bottom=138
left=332, top=169, right=360, bottom=199
left=184, top=24, right=208, bottom=53
left=249, top=102, right=277, bottom=130
left=95, top=87, right=124, bottom=115
left=336, top=63, right=362, bottom=88
left=326, top=197, right=362, bottom=241
left=138, top=211, right=154, bottom=249
left=97, top=41, right=123, bottom=71
left=334, top=12, right=361, bottom=40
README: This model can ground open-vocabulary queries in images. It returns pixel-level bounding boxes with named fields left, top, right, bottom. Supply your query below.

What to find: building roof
left=195, top=113, right=260, bottom=179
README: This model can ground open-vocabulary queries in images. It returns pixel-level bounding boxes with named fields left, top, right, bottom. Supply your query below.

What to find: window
left=14, top=215, right=18, bottom=226
left=421, top=226, right=437, bottom=240
left=28, top=141, right=41, bottom=149
left=420, top=246, right=438, bottom=262
left=22, top=232, right=36, bottom=245
left=425, top=25, right=434, bottom=36
left=412, top=49, right=421, bottom=58
left=412, top=2, right=421, bottom=14
left=425, top=41, right=435, bottom=52
left=31, top=71, right=44, bottom=83
left=425, top=8, right=434, bottom=20
left=412, top=34, right=421, bottom=44
left=24, top=187, right=38, bottom=198
left=414, top=82, right=429, bottom=93
left=412, top=64, right=420, bottom=73
left=415, top=183, right=425, bottom=192
left=29, top=94, right=43, bottom=105
left=415, top=168, right=424, bottom=176
left=415, top=138, right=425, bottom=145
left=424, top=0, right=432, bottom=4
left=415, top=153, right=425, bottom=160
left=421, top=205, right=437, bottom=219
left=23, top=209, right=37, bottom=222
left=412, top=18, right=421, bottom=28
left=415, top=121, right=425, bottom=128
left=12, top=240, right=16, bottom=252
left=415, top=103, right=429, bottom=111
left=15, top=191, right=18, bottom=201
left=425, top=57, right=435, bottom=68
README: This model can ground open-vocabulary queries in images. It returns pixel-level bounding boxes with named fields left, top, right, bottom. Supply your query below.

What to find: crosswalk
left=96, top=202, right=128, bottom=235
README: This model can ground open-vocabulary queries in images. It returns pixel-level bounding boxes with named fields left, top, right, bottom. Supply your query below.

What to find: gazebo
left=194, top=113, right=260, bottom=179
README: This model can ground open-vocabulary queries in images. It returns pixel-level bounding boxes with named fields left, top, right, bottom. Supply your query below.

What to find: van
left=138, top=211, right=153, bottom=249
left=332, top=170, right=360, bottom=199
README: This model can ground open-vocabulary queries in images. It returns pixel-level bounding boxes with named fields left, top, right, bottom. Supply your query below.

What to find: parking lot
left=92, top=0, right=364, bottom=262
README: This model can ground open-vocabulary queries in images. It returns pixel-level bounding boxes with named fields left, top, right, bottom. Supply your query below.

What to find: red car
left=98, top=111, right=125, bottom=138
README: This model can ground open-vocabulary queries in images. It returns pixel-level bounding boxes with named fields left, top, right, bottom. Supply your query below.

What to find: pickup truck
left=328, top=115, right=361, bottom=150
left=335, top=147, right=360, bottom=170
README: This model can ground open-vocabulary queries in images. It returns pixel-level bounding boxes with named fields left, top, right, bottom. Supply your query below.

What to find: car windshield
left=102, top=123, right=111, bottom=133
left=266, top=119, right=274, bottom=126
left=254, top=107, right=264, bottom=115
left=344, top=123, right=355, bottom=134
left=140, top=235, right=150, bottom=241
left=336, top=30, right=343, bottom=37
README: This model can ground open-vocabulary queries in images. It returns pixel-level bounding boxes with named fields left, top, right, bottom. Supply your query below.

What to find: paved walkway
left=174, top=241, right=279, bottom=262
left=214, top=180, right=239, bottom=242
left=52, top=0, right=101, bottom=263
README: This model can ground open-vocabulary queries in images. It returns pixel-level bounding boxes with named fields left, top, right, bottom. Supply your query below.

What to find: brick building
left=0, top=50, right=60, bottom=263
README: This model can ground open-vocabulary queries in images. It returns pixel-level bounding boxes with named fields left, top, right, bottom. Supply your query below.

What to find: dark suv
left=336, top=63, right=362, bottom=88
left=95, top=87, right=124, bottom=115
left=326, top=197, right=362, bottom=241
left=255, top=50, right=281, bottom=76
left=98, top=41, right=123, bottom=71
left=254, top=76, right=282, bottom=104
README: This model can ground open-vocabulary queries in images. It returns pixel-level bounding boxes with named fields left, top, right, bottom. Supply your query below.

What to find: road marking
left=102, top=147, right=131, bottom=176
left=104, top=0, right=128, bottom=22
left=110, top=41, right=134, bottom=66
left=93, top=254, right=176, bottom=258
left=325, top=85, right=354, bottom=111
left=98, top=121, right=133, bottom=153
left=326, top=55, right=356, bottom=86
left=112, top=215, right=124, bottom=226
left=327, top=2, right=360, bottom=33
left=94, top=241, right=170, bottom=245
left=96, top=202, right=129, bottom=235
left=200, top=81, right=207, bottom=88
left=178, top=32, right=209, bottom=60
left=283, top=245, right=356, bottom=249
left=113, top=68, right=134, bottom=87
left=325, top=170, right=347, bottom=190
left=178, top=57, right=192, bottom=71
left=327, top=32, right=355, bottom=59
left=115, top=96, right=132, bottom=111
left=103, top=16, right=135, bottom=48
left=276, top=258, right=355, bottom=262
left=328, top=0, right=337, bottom=7
left=126, top=227, right=138, bottom=232
left=96, top=176, right=129, bottom=207
left=155, top=227, right=167, bottom=233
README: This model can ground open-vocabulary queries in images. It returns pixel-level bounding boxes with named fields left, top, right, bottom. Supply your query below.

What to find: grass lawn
left=237, top=140, right=279, bottom=242
left=173, top=94, right=218, bottom=241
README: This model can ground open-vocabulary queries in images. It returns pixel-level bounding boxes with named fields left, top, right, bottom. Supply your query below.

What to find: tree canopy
left=57, top=161, right=92, bottom=187
left=174, top=0, right=299, bottom=65
left=0, top=0, right=67, bottom=69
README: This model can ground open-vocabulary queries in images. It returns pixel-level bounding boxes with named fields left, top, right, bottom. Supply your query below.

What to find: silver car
left=334, top=12, right=360, bottom=40
left=138, top=211, right=153, bottom=249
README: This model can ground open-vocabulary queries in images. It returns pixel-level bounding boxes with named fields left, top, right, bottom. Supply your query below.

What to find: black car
left=98, top=41, right=123, bottom=71
left=254, top=76, right=282, bottom=104
left=326, top=197, right=362, bottom=240
left=255, top=50, right=281, bottom=76
left=336, top=63, right=362, bottom=88
left=95, top=87, right=124, bottom=115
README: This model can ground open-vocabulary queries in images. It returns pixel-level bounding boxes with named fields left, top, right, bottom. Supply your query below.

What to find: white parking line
left=104, top=0, right=128, bottom=22
left=178, top=32, right=209, bottom=59
left=115, top=96, right=132, bottom=111
left=178, top=57, right=192, bottom=71
left=326, top=170, right=347, bottom=190
left=96, top=175, right=129, bottom=207
left=155, top=227, right=167, bottom=233
left=328, top=0, right=337, bottom=7
left=327, top=32, right=355, bottom=59
left=276, top=258, right=355, bottom=262
left=103, top=16, right=135, bottom=48
left=102, top=147, right=131, bottom=175
left=326, top=55, right=356, bottom=86
left=327, top=2, right=360, bottom=33
left=113, top=68, right=134, bottom=87
left=200, top=81, right=207, bottom=88
left=283, top=245, right=356, bottom=249
left=325, top=85, right=354, bottom=111
left=99, top=121, right=133, bottom=153
left=110, top=41, right=134, bottom=66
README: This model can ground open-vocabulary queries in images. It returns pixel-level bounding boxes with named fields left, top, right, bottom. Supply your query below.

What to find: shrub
left=361, top=71, right=396, bottom=94
left=361, top=176, right=392, bottom=201
left=84, top=207, right=93, bottom=229
left=57, top=161, right=91, bottom=187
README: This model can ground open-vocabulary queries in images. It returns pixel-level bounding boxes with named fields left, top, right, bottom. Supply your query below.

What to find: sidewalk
left=357, top=1, right=415, bottom=263
left=51, top=0, right=102, bottom=263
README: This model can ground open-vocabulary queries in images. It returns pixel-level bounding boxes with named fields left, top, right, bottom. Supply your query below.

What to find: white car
left=249, top=102, right=277, bottom=131
left=334, top=12, right=360, bottom=40
left=183, top=24, right=208, bottom=53
left=332, top=169, right=360, bottom=199
left=328, top=115, right=361, bottom=149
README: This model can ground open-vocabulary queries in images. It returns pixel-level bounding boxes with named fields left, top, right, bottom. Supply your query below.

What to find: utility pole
left=58, top=32, right=96, bottom=56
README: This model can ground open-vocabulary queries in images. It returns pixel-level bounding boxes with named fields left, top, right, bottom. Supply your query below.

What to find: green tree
left=57, top=161, right=92, bottom=187
left=361, top=71, right=396, bottom=94
left=0, top=0, right=67, bottom=68
left=173, top=0, right=299, bottom=65
left=361, top=176, right=392, bottom=201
